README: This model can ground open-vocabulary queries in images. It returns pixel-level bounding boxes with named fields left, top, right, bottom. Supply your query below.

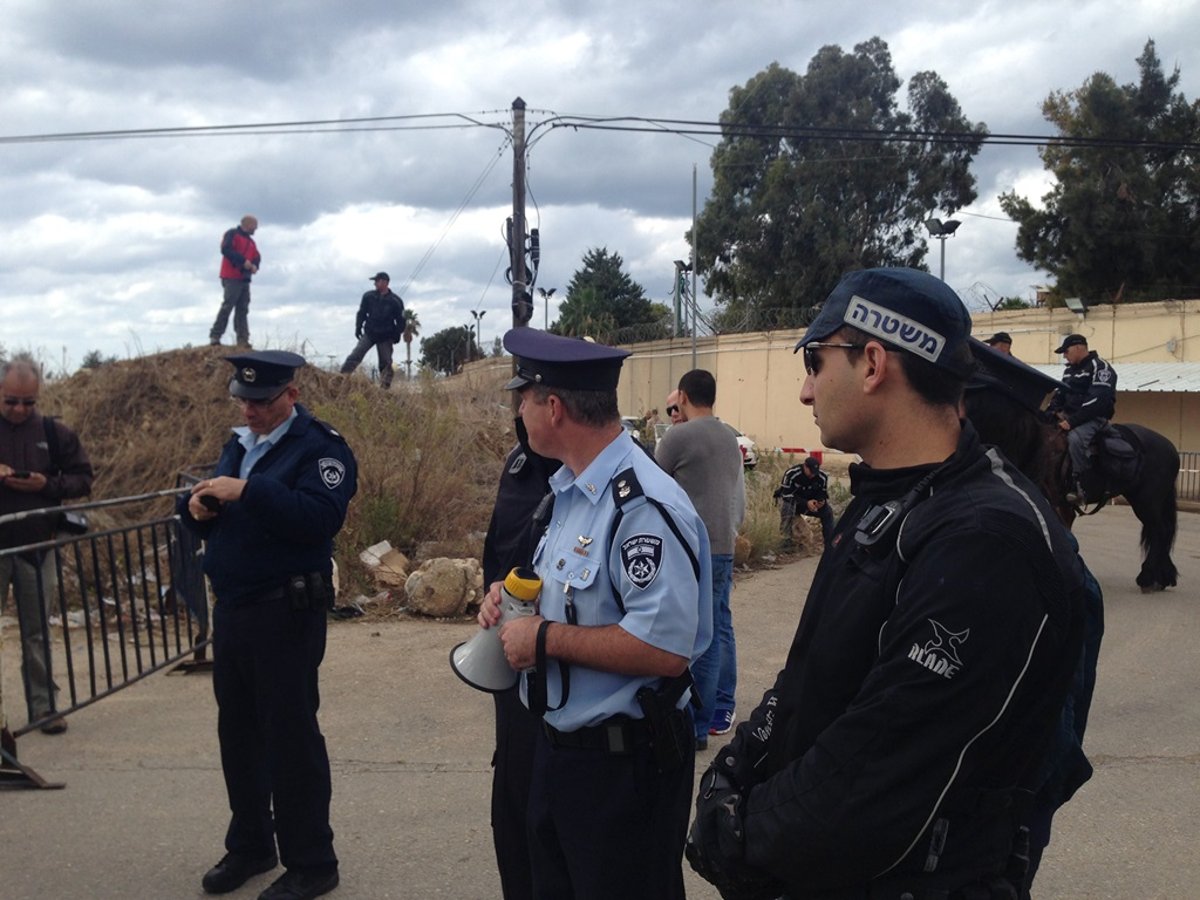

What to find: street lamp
left=924, top=217, right=962, bottom=281
left=537, top=287, right=556, bottom=330
left=470, top=310, right=487, bottom=356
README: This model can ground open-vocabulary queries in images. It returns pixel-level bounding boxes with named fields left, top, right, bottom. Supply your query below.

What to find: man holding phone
left=0, top=354, right=94, bottom=735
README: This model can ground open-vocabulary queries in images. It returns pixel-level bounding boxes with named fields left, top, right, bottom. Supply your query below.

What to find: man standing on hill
left=0, top=354, right=94, bottom=735
left=180, top=350, right=357, bottom=900
left=339, top=272, right=405, bottom=388
left=656, top=369, right=745, bottom=748
left=210, top=215, right=261, bottom=348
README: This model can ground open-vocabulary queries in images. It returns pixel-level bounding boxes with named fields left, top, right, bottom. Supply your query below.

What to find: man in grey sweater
left=655, top=369, right=745, bottom=749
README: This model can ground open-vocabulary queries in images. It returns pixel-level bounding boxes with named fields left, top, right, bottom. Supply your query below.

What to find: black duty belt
left=542, top=716, right=651, bottom=755
left=246, top=572, right=330, bottom=607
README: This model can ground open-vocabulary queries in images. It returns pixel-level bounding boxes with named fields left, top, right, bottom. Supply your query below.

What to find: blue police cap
left=966, top=338, right=1064, bottom=413
left=502, top=328, right=630, bottom=392
left=795, top=268, right=973, bottom=376
left=225, top=350, right=306, bottom=400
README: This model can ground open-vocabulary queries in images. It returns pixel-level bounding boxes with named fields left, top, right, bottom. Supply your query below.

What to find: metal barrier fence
left=1, top=486, right=209, bottom=744
left=1179, top=451, right=1200, bottom=502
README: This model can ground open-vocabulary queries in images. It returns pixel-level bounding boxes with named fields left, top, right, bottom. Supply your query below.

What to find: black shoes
left=202, top=852, right=279, bottom=894
left=258, top=868, right=340, bottom=900
left=39, top=717, right=68, bottom=735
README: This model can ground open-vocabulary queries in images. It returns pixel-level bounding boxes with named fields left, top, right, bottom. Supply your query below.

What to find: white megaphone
left=450, top=566, right=542, bottom=692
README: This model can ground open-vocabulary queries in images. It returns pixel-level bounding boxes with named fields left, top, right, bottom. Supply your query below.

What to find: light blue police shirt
left=235, top=407, right=298, bottom=479
left=522, top=430, right=713, bottom=732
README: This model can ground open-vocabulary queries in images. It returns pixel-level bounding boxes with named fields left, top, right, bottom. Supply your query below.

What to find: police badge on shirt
left=621, top=533, right=663, bottom=589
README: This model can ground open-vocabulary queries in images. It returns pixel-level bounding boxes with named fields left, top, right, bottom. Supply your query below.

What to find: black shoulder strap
left=607, top=467, right=701, bottom=612
left=43, top=416, right=62, bottom=475
left=608, top=467, right=701, bottom=709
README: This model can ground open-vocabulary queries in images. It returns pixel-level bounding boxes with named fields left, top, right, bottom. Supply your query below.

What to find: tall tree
left=999, top=40, right=1200, bottom=302
left=695, top=39, right=986, bottom=324
left=552, top=247, right=667, bottom=341
left=419, top=325, right=478, bottom=376
left=402, top=308, right=421, bottom=378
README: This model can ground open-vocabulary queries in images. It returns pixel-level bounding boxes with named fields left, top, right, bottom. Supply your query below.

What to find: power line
left=539, top=114, right=1200, bottom=153
left=0, top=111, right=511, bottom=145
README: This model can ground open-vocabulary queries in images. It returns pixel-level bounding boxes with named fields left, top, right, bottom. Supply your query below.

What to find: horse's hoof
left=1140, top=583, right=1163, bottom=594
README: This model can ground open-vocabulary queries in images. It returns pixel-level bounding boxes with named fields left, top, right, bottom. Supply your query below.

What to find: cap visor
left=228, top=379, right=279, bottom=400
left=503, top=374, right=533, bottom=391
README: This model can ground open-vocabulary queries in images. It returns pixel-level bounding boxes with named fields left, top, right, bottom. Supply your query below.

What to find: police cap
left=966, top=338, right=1064, bottom=413
left=1053, top=333, right=1088, bottom=354
left=803, top=456, right=821, bottom=471
left=984, top=331, right=1013, bottom=346
left=502, top=328, right=630, bottom=392
left=225, top=350, right=306, bottom=400
left=795, top=267, right=973, bottom=376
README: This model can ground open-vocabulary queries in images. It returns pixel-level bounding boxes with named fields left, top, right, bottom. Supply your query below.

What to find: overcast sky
left=3, top=1, right=1198, bottom=373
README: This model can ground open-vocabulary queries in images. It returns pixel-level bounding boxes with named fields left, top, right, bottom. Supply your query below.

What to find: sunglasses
left=802, top=342, right=867, bottom=376
left=666, top=405, right=679, bottom=416
left=2, top=397, right=37, bottom=407
left=230, top=388, right=287, bottom=409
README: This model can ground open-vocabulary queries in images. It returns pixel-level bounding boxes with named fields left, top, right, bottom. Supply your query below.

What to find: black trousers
left=212, top=597, right=336, bottom=872
left=492, top=688, right=539, bottom=899
left=526, top=721, right=695, bottom=900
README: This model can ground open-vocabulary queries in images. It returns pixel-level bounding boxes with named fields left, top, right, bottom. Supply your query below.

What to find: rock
left=733, top=534, right=752, bottom=567
left=404, top=557, right=483, bottom=618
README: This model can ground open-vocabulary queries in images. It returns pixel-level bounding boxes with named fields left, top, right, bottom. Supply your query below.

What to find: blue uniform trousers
left=526, top=721, right=694, bottom=899
left=212, top=597, right=336, bottom=873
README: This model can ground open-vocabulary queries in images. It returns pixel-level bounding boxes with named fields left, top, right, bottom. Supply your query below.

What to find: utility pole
left=510, top=98, right=531, bottom=330
left=509, top=97, right=531, bottom=415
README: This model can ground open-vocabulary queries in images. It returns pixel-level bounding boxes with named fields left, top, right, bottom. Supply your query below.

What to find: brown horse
left=1047, top=423, right=1180, bottom=592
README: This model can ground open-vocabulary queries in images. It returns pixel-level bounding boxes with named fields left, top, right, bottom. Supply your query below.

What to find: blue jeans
left=691, top=554, right=735, bottom=738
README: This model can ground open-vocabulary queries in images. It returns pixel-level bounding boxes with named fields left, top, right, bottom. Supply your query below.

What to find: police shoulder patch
left=318, top=457, right=346, bottom=489
left=620, top=533, right=663, bottom=590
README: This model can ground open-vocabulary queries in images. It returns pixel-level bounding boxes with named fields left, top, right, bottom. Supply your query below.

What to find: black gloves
left=686, top=768, right=781, bottom=900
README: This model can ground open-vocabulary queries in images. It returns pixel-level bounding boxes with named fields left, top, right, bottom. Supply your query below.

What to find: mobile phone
left=199, top=494, right=222, bottom=512
left=10, top=471, right=31, bottom=479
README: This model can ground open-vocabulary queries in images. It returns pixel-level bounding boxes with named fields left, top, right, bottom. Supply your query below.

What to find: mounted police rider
left=1048, top=333, right=1117, bottom=504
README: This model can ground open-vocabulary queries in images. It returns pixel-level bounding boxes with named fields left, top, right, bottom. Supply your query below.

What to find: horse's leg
left=1131, top=478, right=1179, bottom=592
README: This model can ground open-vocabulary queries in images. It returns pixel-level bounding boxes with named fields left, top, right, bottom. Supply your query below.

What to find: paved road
left=0, top=504, right=1195, bottom=899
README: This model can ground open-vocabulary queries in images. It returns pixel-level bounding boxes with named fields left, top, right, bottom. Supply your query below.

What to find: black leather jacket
left=1049, top=351, right=1116, bottom=426
left=723, top=424, right=1086, bottom=898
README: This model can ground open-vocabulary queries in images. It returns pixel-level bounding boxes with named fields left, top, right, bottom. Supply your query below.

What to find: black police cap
left=984, top=331, right=1013, bottom=346
left=1053, top=333, right=1088, bottom=354
left=225, top=350, right=306, bottom=400
left=502, top=328, right=630, bottom=392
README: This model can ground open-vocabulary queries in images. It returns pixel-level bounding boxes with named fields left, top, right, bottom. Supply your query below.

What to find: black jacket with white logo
left=1049, top=350, right=1116, bottom=426
left=726, top=424, right=1085, bottom=897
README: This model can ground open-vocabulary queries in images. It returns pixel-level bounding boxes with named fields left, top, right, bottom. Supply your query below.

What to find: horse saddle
left=1088, top=423, right=1142, bottom=493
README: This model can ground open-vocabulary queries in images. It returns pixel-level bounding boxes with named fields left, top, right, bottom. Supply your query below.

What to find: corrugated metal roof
left=1030, top=362, right=1200, bottom=393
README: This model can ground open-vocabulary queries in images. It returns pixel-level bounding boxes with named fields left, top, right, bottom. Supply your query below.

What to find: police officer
left=1048, top=333, right=1117, bottom=504
left=686, top=268, right=1086, bottom=899
left=179, top=350, right=357, bottom=900
left=481, top=418, right=560, bottom=900
left=478, top=328, right=712, bottom=900
left=774, top=456, right=833, bottom=548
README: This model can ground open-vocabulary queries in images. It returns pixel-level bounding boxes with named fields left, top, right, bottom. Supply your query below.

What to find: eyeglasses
left=665, top=405, right=679, bottom=416
left=2, top=397, right=37, bottom=407
left=802, top=342, right=867, bottom=376
left=230, top=389, right=287, bottom=409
